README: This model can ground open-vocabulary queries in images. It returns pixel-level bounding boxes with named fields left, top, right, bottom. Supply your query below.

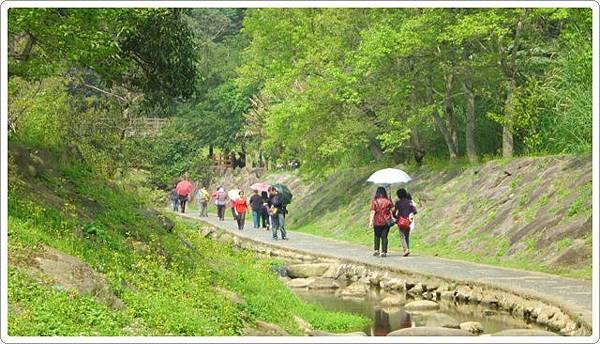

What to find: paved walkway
left=180, top=212, right=593, bottom=325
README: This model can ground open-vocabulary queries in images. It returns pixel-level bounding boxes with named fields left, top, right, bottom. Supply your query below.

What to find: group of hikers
left=169, top=175, right=289, bottom=240
left=170, top=174, right=417, bottom=255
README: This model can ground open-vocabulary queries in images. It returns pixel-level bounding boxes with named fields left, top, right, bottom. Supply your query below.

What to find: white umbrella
left=367, top=168, right=412, bottom=186
left=228, top=189, right=241, bottom=201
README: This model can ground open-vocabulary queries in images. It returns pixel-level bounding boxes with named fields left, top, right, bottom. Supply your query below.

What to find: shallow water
left=293, top=288, right=547, bottom=336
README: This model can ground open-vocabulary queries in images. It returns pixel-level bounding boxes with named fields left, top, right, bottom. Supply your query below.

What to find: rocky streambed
left=276, top=262, right=580, bottom=336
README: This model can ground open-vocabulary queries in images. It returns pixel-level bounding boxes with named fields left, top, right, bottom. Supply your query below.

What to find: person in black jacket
left=260, top=191, right=270, bottom=231
left=268, top=187, right=287, bottom=240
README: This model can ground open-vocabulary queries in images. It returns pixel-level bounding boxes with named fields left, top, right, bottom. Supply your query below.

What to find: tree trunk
left=444, top=72, right=459, bottom=152
left=502, top=79, right=516, bottom=158
left=427, top=75, right=458, bottom=161
left=462, top=46, right=478, bottom=163
left=409, top=61, right=425, bottom=165
left=368, top=138, right=385, bottom=160
left=208, top=145, right=214, bottom=159
left=500, top=17, right=524, bottom=158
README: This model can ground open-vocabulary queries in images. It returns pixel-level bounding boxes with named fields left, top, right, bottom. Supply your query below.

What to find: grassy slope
left=286, top=156, right=592, bottom=280
left=7, top=146, right=368, bottom=336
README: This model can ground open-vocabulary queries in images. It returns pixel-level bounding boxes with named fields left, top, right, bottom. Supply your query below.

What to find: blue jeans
left=252, top=210, right=260, bottom=228
left=271, top=213, right=286, bottom=239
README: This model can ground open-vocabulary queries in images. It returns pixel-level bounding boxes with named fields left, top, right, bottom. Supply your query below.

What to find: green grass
left=8, top=153, right=369, bottom=336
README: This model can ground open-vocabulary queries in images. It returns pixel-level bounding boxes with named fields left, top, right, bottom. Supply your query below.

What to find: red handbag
left=397, top=216, right=411, bottom=230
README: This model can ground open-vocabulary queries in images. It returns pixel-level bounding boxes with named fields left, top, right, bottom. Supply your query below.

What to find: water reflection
left=371, top=307, right=412, bottom=336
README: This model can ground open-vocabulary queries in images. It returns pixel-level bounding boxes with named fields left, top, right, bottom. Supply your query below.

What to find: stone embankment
left=197, top=223, right=591, bottom=336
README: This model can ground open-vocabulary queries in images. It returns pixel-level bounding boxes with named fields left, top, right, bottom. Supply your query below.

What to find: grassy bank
left=7, top=146, right=369, bottom=336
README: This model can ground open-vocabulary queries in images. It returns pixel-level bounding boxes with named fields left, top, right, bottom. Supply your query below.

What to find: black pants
left=261, top=209, right=269, bottom=228
left=236, top=212, right=246, bottom=230
left=374, top=225, right=390, bottom=253
left=217, top=204, right=226, bottom=220
left=178, top=195, right=188, bottom=213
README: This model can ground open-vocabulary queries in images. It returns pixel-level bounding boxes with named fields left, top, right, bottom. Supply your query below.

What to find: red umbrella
left=250, top=182, right=271, bottom=192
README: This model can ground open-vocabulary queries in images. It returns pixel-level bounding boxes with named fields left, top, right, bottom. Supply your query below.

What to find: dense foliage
left=237, top=8, right=592, bottom=176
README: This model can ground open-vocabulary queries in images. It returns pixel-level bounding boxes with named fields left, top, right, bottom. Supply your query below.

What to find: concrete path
left=180, top=212, right=593, bottom=325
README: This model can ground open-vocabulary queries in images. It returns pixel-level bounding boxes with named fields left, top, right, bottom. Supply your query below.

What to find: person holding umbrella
left=367, top=168, right=412, bottom=257
left=368, top=186, right=394, bottom=257
left=260, top=191, right=271, bottom=231
left=250, top=182, right=270, bottom=229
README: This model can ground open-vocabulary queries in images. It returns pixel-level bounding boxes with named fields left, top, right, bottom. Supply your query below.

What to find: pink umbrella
left=250, top=182, right=271, bottom=192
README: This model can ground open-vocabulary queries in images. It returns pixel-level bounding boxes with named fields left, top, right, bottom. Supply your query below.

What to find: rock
left=213, top=287, right=244, bottom=305
left=405, top=300, right=440, bottom=311
left=293, top=316, right=313, bottom=335
left=481, top=294, right=499, bottom=306
left=460, top=321, right=483, bottom=334
left=311, top=330, right=368, bottom=336
left=482, top=309, right=497, bottom=316
left=425, top=282, right=440, bottom=291
left=337, top=282, right=369, bottom=297
left=414, top=313, right=460, bottom=329
left=321, top=264, right=343, bottom=279
left=387, top=327, right=474, bottom=336
left=200, top=227, right=214, bottom=237
left=380, top=278, right=404, bottom=291
left=455, top=286, right=472, bottom=302
left=408, top=283, right=425, bottom=295
left=286, top=277, right=316, bottom=288
left=245, top=320, right=289, bottom=336
left=307, top=278, right=340, bottom=289
left=491, top=329, right=558, bottom=336
left=380, top=295, right=405, bottom=307
left=440, top=291, right=455, bottom=301
left=287, top=263, right=332, bottom=278
left=30, top=245, right=124, bottom=310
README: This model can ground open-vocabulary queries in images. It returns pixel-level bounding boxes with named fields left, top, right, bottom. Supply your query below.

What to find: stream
left=292, top=287, right=547, bottom=336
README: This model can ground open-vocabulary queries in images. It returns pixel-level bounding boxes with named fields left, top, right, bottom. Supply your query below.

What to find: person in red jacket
left=233, top=191, right=249, bottom=230
left=175, top=174, right=194, bottom=213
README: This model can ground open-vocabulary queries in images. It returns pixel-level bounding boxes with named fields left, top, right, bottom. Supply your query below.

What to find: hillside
left=282, top=155, right=592, bottom=279
left=6, top=144, right=368, bottom=336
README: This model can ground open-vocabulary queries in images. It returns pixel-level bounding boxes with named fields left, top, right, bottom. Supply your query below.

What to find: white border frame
left=1, top=1, right=598, bottom=343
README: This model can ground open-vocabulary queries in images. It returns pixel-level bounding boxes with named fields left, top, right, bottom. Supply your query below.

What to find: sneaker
left=403, top=251, right=410, bottom=257
left=381, top=252, right=387, bottom=257
left=373, top=251, right=380, bottom=257
left=282, top=237, right=288, bottom=240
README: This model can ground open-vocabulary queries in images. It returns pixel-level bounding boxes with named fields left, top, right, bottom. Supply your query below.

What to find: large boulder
left=387, top=327, right=474, bottom=336
left=287, top=263, right=332, bottom=278
left=491, top=329, right=558, bottom=336
left=404, top=300, right=440, bottom=311
left=29, top=245, right=124, bottom=310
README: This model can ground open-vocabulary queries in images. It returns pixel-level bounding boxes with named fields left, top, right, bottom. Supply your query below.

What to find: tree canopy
left=8, top=7, right=593, bottom=182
